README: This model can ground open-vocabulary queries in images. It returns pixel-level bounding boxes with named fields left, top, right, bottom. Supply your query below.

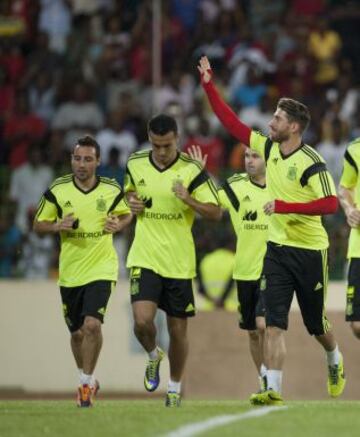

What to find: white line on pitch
left=164, top=406, right=288, bottom=437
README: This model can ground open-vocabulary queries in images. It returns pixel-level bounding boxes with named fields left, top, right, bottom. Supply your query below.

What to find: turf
left=1, top=400, right=360, bottom=437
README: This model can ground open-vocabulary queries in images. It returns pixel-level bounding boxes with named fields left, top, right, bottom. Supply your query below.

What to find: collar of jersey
left=149, top=151, right=180, bottom=172
left=72, top=175, right=100, bottom=194
left=249, top=178, right=266, bottom=189
left=279, top=142, right=305, bottom=160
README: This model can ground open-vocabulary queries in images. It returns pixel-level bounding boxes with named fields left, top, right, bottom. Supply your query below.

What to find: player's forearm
left=33, top=220, right=59, bottom=234
left=338, top=185, right=355, bottom=214
left=201, top=79, right=251, bottom=145
left=185, top=197, right=222, bottom=220
left=274, top=196, right=338, bottom=215
left=116, top=213, right=133, bottom=231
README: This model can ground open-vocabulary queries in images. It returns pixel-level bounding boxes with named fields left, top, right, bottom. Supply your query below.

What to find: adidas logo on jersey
left=272, top=158, right=279, bottom=164
left=243, top=195, right=251, bottom=202
left=314, top=282, right=323, bottom=291
left=138, top=179, right=146, bottom=186
left=64, top=200, right=73, bottom=207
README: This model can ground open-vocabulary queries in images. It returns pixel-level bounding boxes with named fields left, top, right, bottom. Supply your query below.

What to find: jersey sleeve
left=218, top=187, right=231, bottom=209
left=124, top=166, right=135, bottom=192
left=307, top=167, right=336, bottom=198
left=249, top=131, right=269, bottom=159
left=340, top=150, right=358, bottom=189
left=108, top=189, right=131, bottom=215
left=188, top=169, right=219, bottom=205
left=34, top=191, right=58, bottom=222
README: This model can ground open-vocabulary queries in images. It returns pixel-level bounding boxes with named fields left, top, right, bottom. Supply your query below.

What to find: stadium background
left=0, top=0, right=360, bottom=400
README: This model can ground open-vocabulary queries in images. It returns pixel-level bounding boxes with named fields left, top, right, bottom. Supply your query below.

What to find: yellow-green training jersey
left=218, top=173, right=269, bottom=280
left=339, top=137, right=360, bottom=258
left=125, top=150, right=219, bottom=278
left=250, top=131, right=336, bottom=250
left=35, top=174, right=130, bottom=287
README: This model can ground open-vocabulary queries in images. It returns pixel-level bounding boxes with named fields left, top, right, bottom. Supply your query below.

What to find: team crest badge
left=96, top=197, right=107, bottom=211
left=287, top=166, right=297, bottom=181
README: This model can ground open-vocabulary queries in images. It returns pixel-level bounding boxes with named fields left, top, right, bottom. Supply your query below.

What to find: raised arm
left=198, top=56, right=251, bottom=145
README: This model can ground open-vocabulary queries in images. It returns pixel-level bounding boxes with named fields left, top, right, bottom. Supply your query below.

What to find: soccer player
left=198, top=56, right=346, bottom=405
left=338, top=137, right=360, bottom=339
left=33, top=135, right=131, bottom=407
left=189, top=144, right=269, bottom=399
left=125, top=114, right=221, bottom=407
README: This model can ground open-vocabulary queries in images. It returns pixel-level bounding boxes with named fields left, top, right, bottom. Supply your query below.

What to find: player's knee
left=256, top=317, right=266, bottom=333
left=71, top=330, right=84, bottom=344
left=168, top=321, right=187, bottom=341
left=248, top=330, right=259, bottom=341
left=134, top=318, right=152, bottom=336
left=266, top=325, right=284, bottom=338
left=82, top=317, right=101, bottom=336
left=351, top=322, right=360, bottom=339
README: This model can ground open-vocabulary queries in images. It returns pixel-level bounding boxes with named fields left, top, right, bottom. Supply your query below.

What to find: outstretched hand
left=187, top=144, right=207, bottom=167
left=197, top=56, right=212, bottom=83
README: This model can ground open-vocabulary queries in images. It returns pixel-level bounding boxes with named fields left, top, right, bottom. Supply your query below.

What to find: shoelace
left=328, top=365, right=339, bottom=384
left=146, top=359, right=159, bottom=380
left=167, top=394, right=179, bottom=406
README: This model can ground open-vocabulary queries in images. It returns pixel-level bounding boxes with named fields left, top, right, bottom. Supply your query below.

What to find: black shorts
left=60, top=280, right=114, bottom=333
left=262, top=242, right=331, bottom=336
left=236, top=280, right=265, bottom=330
left=129, top=267, right=195, bottom=318
left=346, top=258, right=360, bottom=321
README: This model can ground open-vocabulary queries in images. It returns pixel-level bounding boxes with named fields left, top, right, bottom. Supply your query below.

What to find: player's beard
left=269, top=129, right=290, bottom=143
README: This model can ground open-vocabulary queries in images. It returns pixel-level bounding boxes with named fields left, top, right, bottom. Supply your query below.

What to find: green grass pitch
left=1, top=400, right=360, bottom=437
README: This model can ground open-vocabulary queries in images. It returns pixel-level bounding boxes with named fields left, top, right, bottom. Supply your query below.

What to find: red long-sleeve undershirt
left=275, top=197, right=338, bottom=215
left=202, top=78, right=251, bottom=145
left=201, top=74, right=338, bottom=216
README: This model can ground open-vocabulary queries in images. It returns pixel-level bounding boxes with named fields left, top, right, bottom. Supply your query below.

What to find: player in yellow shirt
left=33, top=136, right=131, bottom=407
left=125, top=114, right=221, bottom=407
left=339, top=138, right=360, bottom=339
left=190, top=145, right=269, bottom=399
left=198, top=56, right=345, bottom=405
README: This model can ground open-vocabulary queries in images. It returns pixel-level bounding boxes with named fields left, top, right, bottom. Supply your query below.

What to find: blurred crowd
left=0, top=0, right=359, bottom=284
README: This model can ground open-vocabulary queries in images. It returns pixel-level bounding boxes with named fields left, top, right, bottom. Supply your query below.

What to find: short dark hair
left=277, top=97, right=311, bottom=133
left=75, top=135, right=100, bottom=158
left=148, top=114, right=178, bottom=136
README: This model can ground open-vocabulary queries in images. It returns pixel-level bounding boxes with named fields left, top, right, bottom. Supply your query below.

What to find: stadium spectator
left=52, top=81, right=104, bottom=149
left=317, top=119, right=348, bottom=188
left=3, top=92, right=47, bottom=168
left=183, top=117, right=225, bottom=177
left=0, top=209, right=22, bottom=278
left=124, top=114, right=221, bottom=407
left=308, top=16, right=342, bottom=87
left=33, top=135, right=132, bottom=407
left=9, top=144, right=54, bottom=233
left=95, top=109, right=137, bottom=167
left=98, top=146, right=125, bottom=186
left=38, top=0, right=72, bottom=54
left=199, top=55, right=346, bottom=405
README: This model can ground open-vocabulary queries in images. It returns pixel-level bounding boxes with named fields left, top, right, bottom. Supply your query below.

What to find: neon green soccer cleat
left=250, top=389, right=284, bottom=406
left=327, top=353, right=346, bottom=398
left=144, top=347, right=165, bottom=392
left=165, top=392, right=181, bottom=407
